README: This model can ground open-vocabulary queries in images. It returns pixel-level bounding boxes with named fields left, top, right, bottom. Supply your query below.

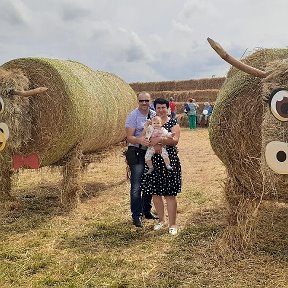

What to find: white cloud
left=0, top=0, right=30, bottom=26
left=172, top=20, right=193, bottom=34
left=0, top=0, right=287, bottom=82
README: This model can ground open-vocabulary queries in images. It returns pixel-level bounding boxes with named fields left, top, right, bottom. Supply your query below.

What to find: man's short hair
left=138, top=91, right=150, bottom=98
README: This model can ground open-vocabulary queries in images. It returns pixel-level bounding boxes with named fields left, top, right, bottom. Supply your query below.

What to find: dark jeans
left=129, top=149, right=152, bottom=219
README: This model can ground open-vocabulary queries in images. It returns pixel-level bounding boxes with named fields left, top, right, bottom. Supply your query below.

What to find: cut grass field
left=0, top=128, right=287, bottom=287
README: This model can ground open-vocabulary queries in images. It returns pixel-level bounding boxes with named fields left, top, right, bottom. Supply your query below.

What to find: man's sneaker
left=132, top=217, right=143, bottom=228
left=169, top=227, right=178, bottom=235
left=154, top=222, right=165, bottom=231
left=144, top=211, right=159, bottom=220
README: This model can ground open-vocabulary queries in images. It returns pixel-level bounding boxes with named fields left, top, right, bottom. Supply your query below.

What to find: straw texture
left=209, top=48, right=288, bottom=200
left=130, top=77, right=225, bottom=92
left=2, top=58, right=137, bottom=167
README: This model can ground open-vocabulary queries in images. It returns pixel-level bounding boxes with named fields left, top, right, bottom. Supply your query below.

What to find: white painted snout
left=0, top=123, right=9, bottom=151
left=265, top=141, right=288, bottom=174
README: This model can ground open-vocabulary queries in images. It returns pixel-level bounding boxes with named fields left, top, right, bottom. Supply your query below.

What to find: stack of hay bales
left=130, top=77, right=225, bottom=127
left=130, top=77, right=224, bottom=92
left=2, top=58, right=137, bottom=166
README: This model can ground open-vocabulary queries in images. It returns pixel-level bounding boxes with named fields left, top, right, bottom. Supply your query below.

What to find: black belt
left=128, top=146, right=147, bottom=153
left=128, top=146, right=147, bottom=151
left=128, top=146, right=139, bottom=150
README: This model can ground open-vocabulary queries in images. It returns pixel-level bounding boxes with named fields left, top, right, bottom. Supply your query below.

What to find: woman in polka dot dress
left=140, top=98, right=182, bottom=235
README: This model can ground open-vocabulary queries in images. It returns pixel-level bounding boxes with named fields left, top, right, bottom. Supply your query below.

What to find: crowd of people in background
left=184, top=99, right=213, bottom=129
left=149, top=95, right=213, bottom=129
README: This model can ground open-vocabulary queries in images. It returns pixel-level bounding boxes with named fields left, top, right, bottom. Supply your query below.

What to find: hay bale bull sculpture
left=207, top=38, right=288, bottom=247
left=0, top=58, right=137, bottom=207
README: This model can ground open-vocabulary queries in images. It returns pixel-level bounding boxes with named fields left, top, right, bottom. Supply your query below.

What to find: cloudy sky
left=0, top=0, right=287, bottom=83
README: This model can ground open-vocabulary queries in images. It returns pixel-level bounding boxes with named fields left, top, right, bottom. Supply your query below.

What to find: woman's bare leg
left=165, top=196, right=177, bottom=228
left=152, top=195, right=165, bottom=223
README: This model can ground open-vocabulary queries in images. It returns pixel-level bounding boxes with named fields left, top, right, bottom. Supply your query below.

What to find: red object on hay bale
left=0, top=58, right=137, bottom=207
left=12, top=153, right=40, bottom=170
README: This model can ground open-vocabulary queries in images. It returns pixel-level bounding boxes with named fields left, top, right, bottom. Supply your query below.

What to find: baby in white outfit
left=144, top=116, right=174, bottom=174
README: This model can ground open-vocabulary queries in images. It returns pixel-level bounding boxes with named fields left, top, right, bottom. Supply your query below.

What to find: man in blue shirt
left=125, top=91, right=158, bottom=227
left=199, top=102, right=213, bottom=126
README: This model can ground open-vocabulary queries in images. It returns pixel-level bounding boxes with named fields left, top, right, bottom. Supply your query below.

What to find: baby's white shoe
left=154, top=222, right=165, bottom=231
left=146, top=167, right=154, bottom=174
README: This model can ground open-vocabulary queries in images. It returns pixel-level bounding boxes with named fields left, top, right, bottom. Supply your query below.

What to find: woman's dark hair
left=154, top=98, right=169, bottom=109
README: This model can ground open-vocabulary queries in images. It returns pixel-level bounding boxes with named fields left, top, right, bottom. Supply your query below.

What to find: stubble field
left=0, top=128, right=287, bottom=287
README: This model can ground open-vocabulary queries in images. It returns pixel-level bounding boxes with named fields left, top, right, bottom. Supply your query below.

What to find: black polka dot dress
left=141, top=118, right=182, bottom=196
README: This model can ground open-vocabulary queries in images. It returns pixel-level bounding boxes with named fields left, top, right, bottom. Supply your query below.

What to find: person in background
left=125, top=92, right=158, bottom=228
left=187, top=98, right=199, bottom=129
left=169, top=97, right=177, bottom=119
left=140, top=98, right=182, bottom=235
left=149, top=99, right=155, bottom=111
left=199, top=102, right=213, bottom=126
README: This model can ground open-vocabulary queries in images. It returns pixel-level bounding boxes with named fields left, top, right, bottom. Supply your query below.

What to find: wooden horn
left=207, top=37, right=268, bottom=78
left=12, top=87, right=48, bottom=97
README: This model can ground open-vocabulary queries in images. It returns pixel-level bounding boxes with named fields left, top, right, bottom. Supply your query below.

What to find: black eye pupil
left=280, top=103, right=288, bottom=115
left=276, top=151, right=286, bottom=162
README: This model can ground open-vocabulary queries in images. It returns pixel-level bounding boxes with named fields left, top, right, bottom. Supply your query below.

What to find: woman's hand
left=149, top=136, right=161, bottom=147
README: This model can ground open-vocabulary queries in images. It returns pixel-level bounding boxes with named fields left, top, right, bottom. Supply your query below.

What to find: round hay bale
left=209, top=48, right=288, bottom=200
left=2, top=58, right=137, bottom=166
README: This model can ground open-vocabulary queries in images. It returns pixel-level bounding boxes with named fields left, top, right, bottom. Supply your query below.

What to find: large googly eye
left=0, top=97, right=4, bottom=114
left=0, top=123, right=9, bottom=140
left=265, top=141, right=288, bottom=174
left=269, top=88, right=288, bottom=122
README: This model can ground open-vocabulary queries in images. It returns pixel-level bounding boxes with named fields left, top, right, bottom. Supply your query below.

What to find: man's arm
left=126, top=127, right=150, bottom=147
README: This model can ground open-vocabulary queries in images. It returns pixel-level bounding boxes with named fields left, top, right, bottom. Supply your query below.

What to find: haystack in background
left=149, top=89, right=219, bottom=103
left=176, top=113, right=189, bottom=128
left=130, top=77, right=224, bottom=123
left=209, top=48, right=288, bottom=249
left=0, top=58, right=137, bottom=206
left=130, top=77, right=225, bottom=92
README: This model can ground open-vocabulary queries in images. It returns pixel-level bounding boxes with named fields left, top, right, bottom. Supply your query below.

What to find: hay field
left=0, top=128, right=288, bottom=287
